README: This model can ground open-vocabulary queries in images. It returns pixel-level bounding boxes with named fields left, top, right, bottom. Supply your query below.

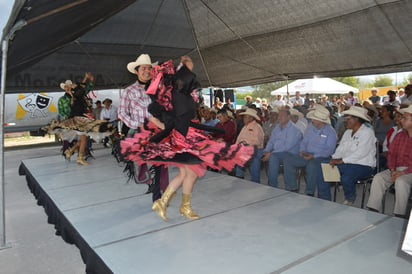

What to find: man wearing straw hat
left=234, top=108, right=264, bottom=183
left=118, top=54, right=167, bottom=202
left=283, top=105, right=337, bottom=199
left=367, top=105, right=412, bottom=218
left=329, top=106, right=376, bottom=206
left=262, top=109, right=302, bottom=190
left=118, top=53, right=157, bottom=134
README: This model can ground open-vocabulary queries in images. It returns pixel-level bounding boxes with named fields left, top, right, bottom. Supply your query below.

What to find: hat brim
left=399, top=105, right=412, bottom=114
left=307, top=110, right=331, bottom=124
left=341, top=109, right=371, bottom=122
left=127, top=61, right=158, bottom=74
left=60, top=81, right=72, bottom=90
left=239, top=112, right=260, bottom=121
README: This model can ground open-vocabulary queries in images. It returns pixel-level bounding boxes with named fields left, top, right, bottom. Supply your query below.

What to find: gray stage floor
left=17, top=148, right=412, bottom=273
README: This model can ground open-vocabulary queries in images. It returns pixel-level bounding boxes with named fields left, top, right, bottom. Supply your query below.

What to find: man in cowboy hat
left=245, top=95, right=253, bottom=108
left=289, top=108, right=307, bottom=135
left=118, top=53, right=168, bottom=201
left=58, top=79, right=74, bottom=120
left=234, top=108, right=265, bottom=183
left=262, top=109, right=302, bottom=190
left=367, top=105, right=412, bottom=218
left=262, top=107, right=279, bottom=146
left=118, top=53, right=157, bottom=133
left=215, top=109, right=237, bottom=144
left=369, top=87, right=380, bottom=104
left=329, top=106, right=376, bottom=206
left=100, top=98, right=118, bottom=126
left=283, top=105, right=337, bottom=199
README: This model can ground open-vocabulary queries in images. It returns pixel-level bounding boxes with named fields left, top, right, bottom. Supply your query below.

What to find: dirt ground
left=4, top=133, right=57, bottom=147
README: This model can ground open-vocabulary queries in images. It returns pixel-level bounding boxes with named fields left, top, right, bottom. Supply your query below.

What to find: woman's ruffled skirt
left=121, top=126, right=255, bottom=177
left=42, top=116, right=115, bottom=142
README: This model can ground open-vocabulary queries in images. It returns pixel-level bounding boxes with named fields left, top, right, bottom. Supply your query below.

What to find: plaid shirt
left=118, top=81, right=152, bottom=129
left=387, top=130, right=412, bottom=174
left=58, top=93, right=71, bottom=120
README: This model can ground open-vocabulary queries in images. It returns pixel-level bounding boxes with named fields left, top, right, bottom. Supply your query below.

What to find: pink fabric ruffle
left=121, top=123, right=255, bottom=177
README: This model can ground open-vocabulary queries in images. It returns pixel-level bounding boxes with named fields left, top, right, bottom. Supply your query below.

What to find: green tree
left=253, top=81, right=287, bottom=100
left=401, top=73, right=412, bottom=86
left=373, top=76, right=393, bottom=87
left=332, top=77, right=360, bottom=88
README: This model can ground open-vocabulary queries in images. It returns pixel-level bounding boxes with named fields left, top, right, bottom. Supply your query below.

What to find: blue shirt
left=300, top=123, right=337, bottom=158
left=203, top=119, right=219, bottom=127
left=264, top=121, right=302, bottom=154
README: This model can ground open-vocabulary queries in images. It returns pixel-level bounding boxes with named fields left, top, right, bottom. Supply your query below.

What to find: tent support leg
left=0, top=38, right=9, bottom=250
left=0, top=19, right=26, bottom=250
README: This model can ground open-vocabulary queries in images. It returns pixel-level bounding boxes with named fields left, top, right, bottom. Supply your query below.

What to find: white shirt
left=272, top=100, right=285, bottom=107
left=382, top=126, right=403, bottom=152
left=332, top=124, right=376, bottom=167
left=100, top=105, right=118, bottom=122
left=290, top=96, right=304, bottom=105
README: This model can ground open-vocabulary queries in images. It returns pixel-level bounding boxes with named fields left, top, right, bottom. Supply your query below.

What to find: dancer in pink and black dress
left=121, top=56, right=255, bottom=221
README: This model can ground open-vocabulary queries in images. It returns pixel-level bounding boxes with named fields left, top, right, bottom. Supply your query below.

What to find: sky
left=0, top=0, right=13, bottom=34
left=0, top=1, right=410, bottom=86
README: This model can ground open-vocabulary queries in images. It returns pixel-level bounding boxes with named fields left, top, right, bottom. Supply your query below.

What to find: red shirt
left=215, top=120, right=236, bottom=144
left=387, top=130, right=412, bottom=174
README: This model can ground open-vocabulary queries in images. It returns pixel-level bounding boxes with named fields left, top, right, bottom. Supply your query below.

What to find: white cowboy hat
left=60, top=80, right=73, bottom=90
left=342, top=106, right=371, bottom=122
left=127, top=54, right=158, bottom=74
left=239, top=108, right=260, bottom=121
left=307, top=105, right=331, bottom=124
left=365, top=104, right=378, bottom=117
left=270, top=106, right=279, bottom=113
left=289, top=108, right=304, bottom=119
left=399, top=105, right=412, bottom=114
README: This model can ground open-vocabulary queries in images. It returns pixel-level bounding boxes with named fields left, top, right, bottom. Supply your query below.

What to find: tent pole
left=181, top=0, right=213, bottom=87
left=286, top=76, right=289, bottom=103
left=0, top=19, right=26, bottom=250
left=0, top=38, right=9, bottom=250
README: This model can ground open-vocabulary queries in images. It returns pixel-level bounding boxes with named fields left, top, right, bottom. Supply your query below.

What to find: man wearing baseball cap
left=367, top=105, right=412, bottom=218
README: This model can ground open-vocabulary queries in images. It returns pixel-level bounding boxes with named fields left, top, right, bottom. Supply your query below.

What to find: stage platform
left=19, top=149, right=412, bottom=274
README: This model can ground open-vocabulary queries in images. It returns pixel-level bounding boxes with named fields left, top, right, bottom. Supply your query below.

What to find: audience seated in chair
left=329, top=106, right=376, bottom=206
left=262, top=109, right=302, bottom=191
left=367, top=105, right=412, bottom=218
left=283, top=105, right=337, bottom=199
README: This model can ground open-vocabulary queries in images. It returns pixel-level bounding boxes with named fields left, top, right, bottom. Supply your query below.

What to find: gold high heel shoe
left=76, top=153, right=89, bottom=165
left=152, top=186, right=176, bottom=221
left=64, top=145, right=78, bottom=160
left=179, top=193, right=199, bottom=220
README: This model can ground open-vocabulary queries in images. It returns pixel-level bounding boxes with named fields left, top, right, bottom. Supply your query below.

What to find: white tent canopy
left=271, top=78, right=359, bottom=96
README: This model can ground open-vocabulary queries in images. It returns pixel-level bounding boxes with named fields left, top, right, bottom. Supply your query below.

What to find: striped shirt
left=118, top=81, right=152, bottom=129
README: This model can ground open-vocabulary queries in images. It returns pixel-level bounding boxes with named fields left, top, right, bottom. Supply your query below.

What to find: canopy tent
left=2, top=0, right=412, bottom=250
left=2, top=0, right=412, bottom=92
left=270, top=78, right=359, bottom=96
